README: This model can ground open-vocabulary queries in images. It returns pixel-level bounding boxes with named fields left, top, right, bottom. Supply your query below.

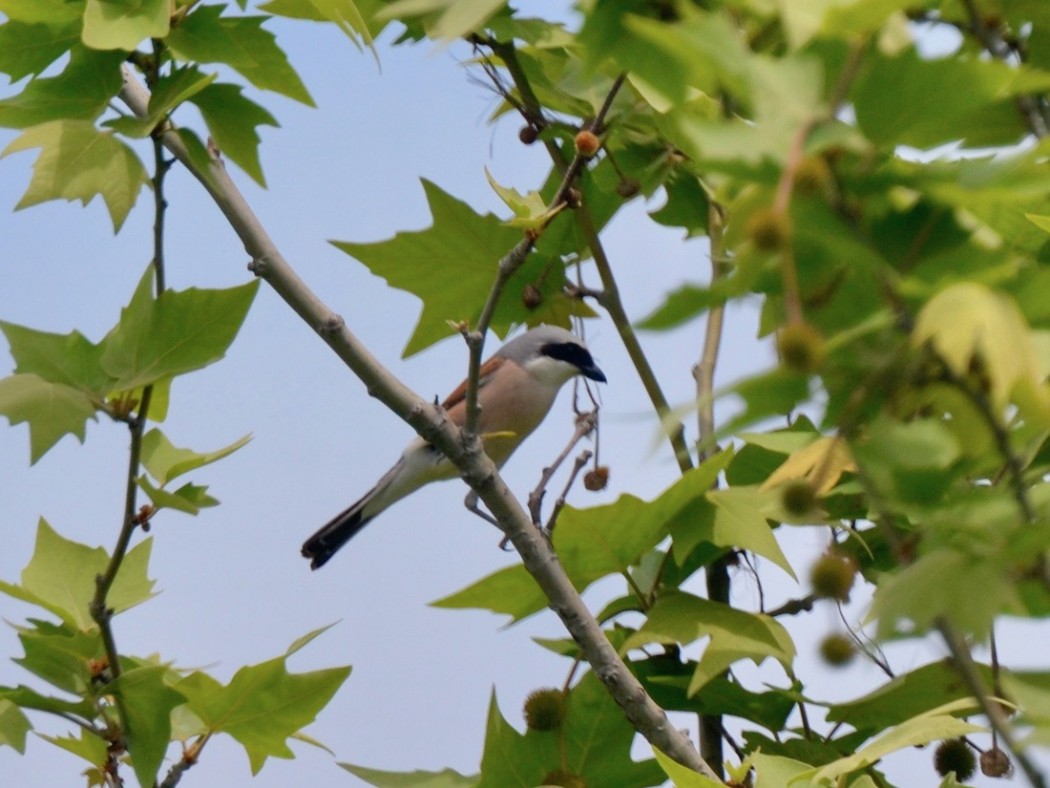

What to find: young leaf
left=100, top=269, right=259, bottom=392
left=188, top=83, right=278, bottom=186
left=2, top=120, right=150, bottom=231
left=175, top=657, right=351, bottom=774
left=805, top=701, right=983, bottom=784
left=138, top=476, right=219, bottom=515
left=0, top=18, right=79, bottom=80
left=621, top=591, right=795, bottom=695
left=377, top=0, right=506, bottom=41
left=651, top=747, right=724, bottom=787
left=166, top=5, right=313, bottom=105
left=0, top=520, right=155, bottom=631
left=259, top=0, right=380, bottom=49
left=0, top=374, right=97, bottom=463
left=0, top=700, right=30, bottom=753
left=106, top=66, right=218, bottom=139
left=332, top=179, right=527, bottom=357
left=338, top=763, right=477, bottom=786
left=0, top=320, right=111, bottom=396
left=82, top=0, right=170, bottom=51
left=912, top=282, right=1050, bottom=424
left=36, top=730, right=107, bottom=766
left=140, top=429, right=252, bottom=486
left=109, top=666, right=186, bottom=788
left=0, top=46, right=125, bottom=129
left=14, top=619, right=101, bottom=695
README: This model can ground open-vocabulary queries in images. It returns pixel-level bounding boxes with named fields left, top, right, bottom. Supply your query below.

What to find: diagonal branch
left=118, top=68, right=721, bottom=783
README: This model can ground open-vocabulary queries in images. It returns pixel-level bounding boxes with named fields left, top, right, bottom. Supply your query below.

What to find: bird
left=301, top=325, right=606, bottom=569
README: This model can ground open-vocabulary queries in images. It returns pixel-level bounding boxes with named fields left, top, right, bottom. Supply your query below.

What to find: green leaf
left=110, top=666, right=186, bottom=788
left=436, top=451, right=735, bottom=620
left=2, top=119, right=150, bottom=231
left=377, top=0, right=505, bottom=40
left=476, top=672, right=664, bottom=788
left=140, top=428, right=252, bottom=486
left=259, top=0, right=381, bottom=47
left=0, top=684, right=96, bottom=719
left=138, top=476, right=220, bottom=515
left=82, top=0, right=170, bottom=50
left=176, top=654, right=351, bottom=774
left=803, top=700, right=983, bottom=784
left=681, top=486, right=795, bottom=578
left=14, top=619, right=101, bottom=695
left=0, top=320, right=111, bottom=396
left=0, top=19, right=80, bottom=80
left=37, top=729, right=108, bottom=765
left=338, top=764, right=477, bottom=787
left=188, top=83, right=277, bottom=186
left=717, top=368, right=811, bottom=438
left=871, top=547, right=1023, bottom=639
left=827, top=661, right=996, bottom=731
left=0, top=46, right=125, bottom=129
left=851, top=48, right=1032, bottom=149
left=636, top=285, right=719, bottom=331
left=0, top=519, right=155, bottom=631
left=651, top=747, right=724, bottom=787
left=0, top=374, right=97, bottom=463
left=166, top=4, right=313, bottom=105
left=622, top=591, right=795, bottom=694
left=0, top=700, right=30, bottom=753
left=0, top=0, right=83, bottom=25
left=484, top=167, right=563, bottom=229
left=333, top=180, right=533, bottom=356
left=912, top=282, right=1050, bottom=424
left=752, top=752, right=812, bottom=788
left=100, top=268, right=259, bottom=391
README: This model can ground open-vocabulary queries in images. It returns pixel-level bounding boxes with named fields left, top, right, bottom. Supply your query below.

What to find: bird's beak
left=581, top=362, right=606, bottom=383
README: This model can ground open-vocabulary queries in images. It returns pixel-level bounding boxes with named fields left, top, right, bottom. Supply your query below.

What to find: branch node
left=320, top=313, right=346, bottom=336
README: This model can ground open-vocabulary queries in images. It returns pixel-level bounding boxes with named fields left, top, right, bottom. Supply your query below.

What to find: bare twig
left=118, top=69, right=720, bottom=782
left=527, top=410, right=598, bottom=525
left=546, top=449, right=592, bottom=535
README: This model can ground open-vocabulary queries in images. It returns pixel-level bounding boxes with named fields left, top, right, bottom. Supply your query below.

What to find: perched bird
left=302, top=325, right=606, bottom=569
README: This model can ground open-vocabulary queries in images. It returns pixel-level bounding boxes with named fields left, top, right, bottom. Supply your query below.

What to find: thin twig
left=527, top=410, right=598, bottom=525
left=546, top=449, right=593, bottom=535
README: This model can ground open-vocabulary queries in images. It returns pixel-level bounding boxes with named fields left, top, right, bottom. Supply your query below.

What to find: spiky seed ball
left=980, top=747, right=1012, bottom=778
left=574, top=130, right=601, bottom=157
left=818, top=633, right=855, bottom=667
left=746, top=208, right=790, bottom=251
left=793, top=155, right=832, bottom=194
left=781, top=479, right=817, bottom=517
left=934, top=738, right=977, bottom=782
left=524, top=688, right=566, bottom=731
left=809, top=551, right=857, bottom=602
left=523, top=284, right=543, bottom=310
left=616, top=178, right=641, bottom=199
left=541, top=770, right=587, bottom=788
left=777, top=322, right=826, bottom=374
left=519, top=125, right=539, bottom=145
left=583, top=466, right=609, bottom=491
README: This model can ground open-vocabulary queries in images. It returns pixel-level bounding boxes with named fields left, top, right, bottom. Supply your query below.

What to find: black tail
left=301, top=504, right=373, bottom=570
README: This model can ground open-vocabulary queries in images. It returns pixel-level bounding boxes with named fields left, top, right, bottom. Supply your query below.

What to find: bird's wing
left=440, top=355, right=505, bottom=416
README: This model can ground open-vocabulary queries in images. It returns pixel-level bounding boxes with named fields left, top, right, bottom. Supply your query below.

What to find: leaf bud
left=980, top=746, right=1013, bottom=778
left=616, top=178, right=641, bottom=199
left=522, top=284, right=544, bottom=310
left=519, top=125, right=539, bottom=145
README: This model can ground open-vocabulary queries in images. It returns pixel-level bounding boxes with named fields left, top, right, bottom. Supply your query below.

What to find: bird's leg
left=463, top=490, right=521, bottom=551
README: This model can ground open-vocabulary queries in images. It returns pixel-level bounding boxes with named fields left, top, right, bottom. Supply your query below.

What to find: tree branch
left=118, top=68, right=721, bottom=782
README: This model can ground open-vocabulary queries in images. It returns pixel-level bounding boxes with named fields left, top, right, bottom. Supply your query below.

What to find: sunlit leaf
left=2, top=119, right=149, bottom=231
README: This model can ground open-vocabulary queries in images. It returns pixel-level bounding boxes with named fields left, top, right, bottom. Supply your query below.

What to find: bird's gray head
left=498, top=325, right=606, bottom=384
